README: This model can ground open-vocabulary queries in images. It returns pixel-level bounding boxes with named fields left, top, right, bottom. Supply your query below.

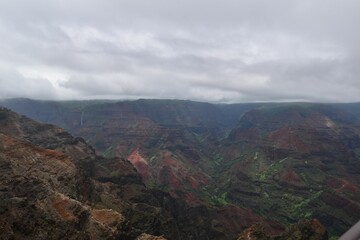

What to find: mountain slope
left=214, top=104, right=360, bottom=237
left=1, top=107, right=296, bottom=239
left=0, top=107, right=131, bottom=239
left=0, top=107, right=231, bottom=239
left=0, top=99, right=260, bottom=204
left=1, top=99, right=359, bottom=238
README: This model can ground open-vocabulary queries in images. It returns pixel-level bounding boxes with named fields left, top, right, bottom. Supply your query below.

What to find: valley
left=1, top=98, right=360, bottom=239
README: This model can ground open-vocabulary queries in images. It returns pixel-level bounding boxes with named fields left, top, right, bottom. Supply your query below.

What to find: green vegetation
left=256, top=172, right=267, bottom=181
left=146, top=179, right=157, bottom=188
left=256, top=157, right=288, bottom=181
left=206, top=191, right=229, bottom=206
left=201, top=185, right=230, bottom=206
left=291, top=190, right=323, bottom=219
left=259, top=102, right=316, bottom=115
left=109, top=169, right=121, bottom=178
left=59, top=99, right=117, bottom=111
left=299, top=172, right=310, bottom=185
left=149, top=155, right=157, bottom=165
left=0, top=109, right=7, bottom=120
left=221, top=156, right=245, bottom=171
left=211, top=154, right=223, bottom=167
left=102, top=145, right=114, bottom=158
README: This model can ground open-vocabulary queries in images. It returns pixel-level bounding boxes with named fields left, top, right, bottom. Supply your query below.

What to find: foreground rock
left=237, top=219, right=328, bottom=240
left=0, top=108, right=130, bottom=239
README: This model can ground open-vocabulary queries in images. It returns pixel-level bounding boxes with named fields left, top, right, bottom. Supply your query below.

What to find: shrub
left=0, top=109, right=7, bottom=120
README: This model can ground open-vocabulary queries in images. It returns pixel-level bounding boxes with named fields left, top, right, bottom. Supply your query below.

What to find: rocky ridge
left=216, top=104, right=360, bottom=237
left=0, top=107, right=227, bottom=239
left=1, top=107, right=306, bottom=239
left=1, top=99, right=359, bottom=238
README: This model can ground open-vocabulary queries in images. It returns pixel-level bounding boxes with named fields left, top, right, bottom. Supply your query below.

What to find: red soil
left=127, top=149, right=150, bottom=180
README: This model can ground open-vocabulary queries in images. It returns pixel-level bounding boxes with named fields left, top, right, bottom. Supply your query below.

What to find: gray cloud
left=0, top=68, right=57, bottom=100
left=0, top=0, right=359, bottom=102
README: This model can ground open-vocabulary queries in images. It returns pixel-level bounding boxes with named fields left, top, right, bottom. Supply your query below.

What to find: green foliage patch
left=0, top=109, right=7, bottom=120
left=290, top=190, right=323, bottom=219
left=205, top=191, right=229, bottom=206
left=202, top=185, right=230, bottom=206
left=256, top=157, right=288, bottom=181
left=102, top=145, right=114, bottom=158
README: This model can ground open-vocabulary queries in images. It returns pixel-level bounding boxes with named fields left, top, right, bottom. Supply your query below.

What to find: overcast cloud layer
left=0, top=0, right=359, bottom=102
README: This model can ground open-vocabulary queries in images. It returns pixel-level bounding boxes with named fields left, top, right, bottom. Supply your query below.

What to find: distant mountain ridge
left=1, top=98, right=360, bottom=238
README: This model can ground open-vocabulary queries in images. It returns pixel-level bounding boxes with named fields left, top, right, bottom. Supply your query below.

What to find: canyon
left=1, top=99, right=359, bottom=239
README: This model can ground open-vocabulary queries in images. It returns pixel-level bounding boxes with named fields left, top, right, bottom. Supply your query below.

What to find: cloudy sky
left=0, top=0, right=359, bottom=102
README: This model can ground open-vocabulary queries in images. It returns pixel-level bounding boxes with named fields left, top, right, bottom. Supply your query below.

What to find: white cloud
left=0, top=0, right=359, bottom=102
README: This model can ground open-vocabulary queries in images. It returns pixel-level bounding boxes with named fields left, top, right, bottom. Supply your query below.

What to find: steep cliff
left=1, top=99, right=359, bottom=238
left=216, top=104, right=360, bottom=237
left=4, top=106, right=312, bottom=239
left=0, top=107, right=233, bottom=239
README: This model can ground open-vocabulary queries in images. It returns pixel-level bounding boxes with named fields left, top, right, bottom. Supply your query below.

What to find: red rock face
left=279, top=168, right=304, bottom=187
left=215, top=205, right=266, bottom=234
left=128, top=149, right=151, bottom=180
left=1, top=100, right=360, bottom=238
left=1, top=108, right=252, bottom=240
left=0, top=110, right=134, bottom=239
left=152, top=150, right=209, bottom=205
left=268, top=127, right=310, bottom=153
left=221, top=105, right=360, bottom=237
left=334, top=178, right=360, bottom=193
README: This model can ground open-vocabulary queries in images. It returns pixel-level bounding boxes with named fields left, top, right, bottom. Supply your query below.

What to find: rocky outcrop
left=221, top=104, right=360, bottom=237
left=0, top=99, right=258, bottom=205
left=0, top=108, right=234, bottom=239
left=1, top=101, right=360, bottom=238
left=135, top=233, right=167, bottom=240
left=237, top=219, right=328, bottom=240
left=0, top=132, right=129, bottom=239
left=0, top=108, right=132, bottom=239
